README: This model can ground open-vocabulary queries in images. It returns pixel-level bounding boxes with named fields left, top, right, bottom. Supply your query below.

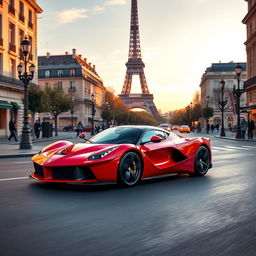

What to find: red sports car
left=30, top=126, right=212, bottom=186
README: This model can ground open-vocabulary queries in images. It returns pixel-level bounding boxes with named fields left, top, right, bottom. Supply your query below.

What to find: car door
left=140, top=129, right=176, bottom=175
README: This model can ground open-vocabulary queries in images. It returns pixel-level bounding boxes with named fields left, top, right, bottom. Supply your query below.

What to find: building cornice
left=24, top=0, right=43, bottom=13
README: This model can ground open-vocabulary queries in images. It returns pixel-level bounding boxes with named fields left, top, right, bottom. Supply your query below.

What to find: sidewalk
left=0, top=131, right=89, bottom=158
left=195, top=129, right=256, bottom=142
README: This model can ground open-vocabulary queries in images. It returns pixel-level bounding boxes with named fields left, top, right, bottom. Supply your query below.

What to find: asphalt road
left=0, top=134, right=256, bottom=256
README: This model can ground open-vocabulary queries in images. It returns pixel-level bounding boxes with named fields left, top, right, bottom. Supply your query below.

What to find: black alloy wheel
left=118, top=152, right=142, bottom=186
left=193, top=146, right=210, bottom=176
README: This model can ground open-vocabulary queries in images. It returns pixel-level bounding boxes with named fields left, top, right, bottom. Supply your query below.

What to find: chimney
left=89, top=62, right=92, bottom=67
left=46, top=52, right=50, bottom=58
left=93, top=65, right=96, bottom=70
left=84, top=58, right=87, bottom=63
left=72, top=48, right=76, bottom=58
left=79, top=54, right=82, bottom=58
left=65, top=51, right=69, bottom=55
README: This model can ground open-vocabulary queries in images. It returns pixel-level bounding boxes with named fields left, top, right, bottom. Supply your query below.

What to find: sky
left=37, top=0, right=247, bottom=113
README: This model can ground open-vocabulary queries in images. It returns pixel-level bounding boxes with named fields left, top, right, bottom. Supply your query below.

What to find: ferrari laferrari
left=30, top=126, right=212, bottom=186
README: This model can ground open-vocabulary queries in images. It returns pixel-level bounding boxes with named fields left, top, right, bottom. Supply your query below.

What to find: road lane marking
left=212, top=147, right=234, bottom=151
left=0, top=177, right=28, bottom=182
left=14, top=161, right=31, bottom=164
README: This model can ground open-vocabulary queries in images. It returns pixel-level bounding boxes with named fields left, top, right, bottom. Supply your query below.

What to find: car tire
left=117, top=152, right=142, bottom=186
left=192, top=146, right=210, bottom=176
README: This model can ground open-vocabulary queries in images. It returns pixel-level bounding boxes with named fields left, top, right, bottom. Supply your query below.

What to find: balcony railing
left=8, top=5, right=15, bottom=16
left=0, top=38, right=3, bottom=46
left=244, top=76, right=256, bottom=90
left=19, top=13, right=25, bottom=23
left=28, top=21, right=33, bottom=29
left=9, top=43, right=16, bottom=53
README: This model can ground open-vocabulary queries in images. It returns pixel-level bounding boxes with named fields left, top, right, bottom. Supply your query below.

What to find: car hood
left=37, top=143, right=120, bottom=167
left=59, top=143, right=118, bottom=155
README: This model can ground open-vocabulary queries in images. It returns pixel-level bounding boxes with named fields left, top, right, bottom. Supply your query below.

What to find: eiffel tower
left=118, top=0, right=159, bottom=118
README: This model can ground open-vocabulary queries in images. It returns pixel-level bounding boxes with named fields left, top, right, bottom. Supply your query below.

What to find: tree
left=43, top=87, right=74, bottom=136
left=202, top=107, right=214, bottom=122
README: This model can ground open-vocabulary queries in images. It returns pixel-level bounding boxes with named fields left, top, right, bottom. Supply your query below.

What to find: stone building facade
left=242, top=0, right=256, bottom=121
left=38, top=49, right=106, bottom=129
left=200, top=62, right=247, bottom=129
left=0, top=0, right=42, bottom=137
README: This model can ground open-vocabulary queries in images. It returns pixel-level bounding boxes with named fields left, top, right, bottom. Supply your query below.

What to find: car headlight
left=88, top=147, right=118, bottom=160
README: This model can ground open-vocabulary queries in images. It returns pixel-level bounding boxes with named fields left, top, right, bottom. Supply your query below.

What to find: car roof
left=112, top=125, right=169, bottom=132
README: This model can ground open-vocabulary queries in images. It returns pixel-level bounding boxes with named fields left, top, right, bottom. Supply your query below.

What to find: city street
left=0, top=134, right=256, bottom=256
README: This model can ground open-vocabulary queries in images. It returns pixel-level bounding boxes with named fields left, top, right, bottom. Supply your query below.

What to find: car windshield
left=87, top=127, right=143, bottom=145
left=160, top=124, right=169, bottom=128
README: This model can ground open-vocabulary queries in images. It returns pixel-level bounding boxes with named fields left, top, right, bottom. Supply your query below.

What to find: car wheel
left=193, top=146, right=210, bottom=176
left=117, top=152, right=142, bottom=186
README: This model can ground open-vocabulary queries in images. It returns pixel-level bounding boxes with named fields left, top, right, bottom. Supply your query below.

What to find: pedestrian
left=101, top=123, right=105, bottom=131
left=207, top=123, right=210, bottom=134
left=240, top=118, right=247, bottom=139
left=215, top=123, right=219, bottom=132
left=210, top=124, right=214, bottom=133
left=8, top=120, right=18, bottom=142
left=247, top=119, right=255, bottom=139
left=34, top=120, right=41, bottom=139
left=76, top=121, right=83, bottom=137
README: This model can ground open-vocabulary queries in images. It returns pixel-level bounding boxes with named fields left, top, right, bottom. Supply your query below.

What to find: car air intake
left=51, top=166, right=95, bottom=180
left=33, top=163, right=44, bottom=177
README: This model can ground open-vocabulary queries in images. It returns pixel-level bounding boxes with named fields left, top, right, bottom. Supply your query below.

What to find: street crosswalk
left=212, top=145, right=256, bottom=152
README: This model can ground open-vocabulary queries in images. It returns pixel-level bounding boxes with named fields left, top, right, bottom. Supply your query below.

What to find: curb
left=0, top=153, right=36, bottom=159
left=214, top=135, right=256, bottom=142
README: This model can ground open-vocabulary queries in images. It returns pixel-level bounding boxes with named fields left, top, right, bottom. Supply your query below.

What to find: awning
left=11, top=102, right=21, bottom=109
left=0, top=100, right=13, bottom=110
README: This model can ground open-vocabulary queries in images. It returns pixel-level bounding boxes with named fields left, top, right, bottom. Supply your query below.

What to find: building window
left=28, top=35, right=33, bottom=60
left=9, top=22, right=16, bottom=52
left=0, top=53, right=3, bottom=75
left=58, top=70, right=63, bottom=77
left=45, top=70, right=50, bottom=78
left=70, top=69, right=75, bottom=77
left=69, top=81, right=76, bottom=91
left=57, top=81, right=62, bottom=89
left=10, top=58, right=16, bottom=77
left=28, top=9, right=33, bottom=29
left=9, top=0, right=15, bottom=16
left=19, top=1, right=25, bottom=22
left=18, top=29, right=24, bottom=57
left=0, top=14, right=2, bottom=46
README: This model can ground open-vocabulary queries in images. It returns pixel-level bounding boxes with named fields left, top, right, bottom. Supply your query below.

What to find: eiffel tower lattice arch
left=118, top=0, right=160, bottom=118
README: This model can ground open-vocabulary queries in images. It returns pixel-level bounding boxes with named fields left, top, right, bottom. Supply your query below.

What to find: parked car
left=171, top=125, right=180, bottom=131
left=82, top=125, right=93, bottom=132
left=158, top=123, right=171, bottom=131
left=179, top=125, right=191, bottom=133
left=63, top=125, right=73, bottom=132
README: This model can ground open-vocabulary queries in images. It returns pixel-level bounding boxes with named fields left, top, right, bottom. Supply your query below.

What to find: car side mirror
left=79, top=133, right=85, bottom=139
left=150, top=135, right=162, bottom=143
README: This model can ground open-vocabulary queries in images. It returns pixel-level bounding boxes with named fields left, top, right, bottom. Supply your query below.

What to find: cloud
left=57, top=8, right=88, bottom=24
left=104, top=0, right=127, bottom=6
left=92, top=6, right=105, bottom=15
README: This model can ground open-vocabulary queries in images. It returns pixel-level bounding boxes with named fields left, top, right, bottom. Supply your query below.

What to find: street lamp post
left=71, top=96, right=75, bottom=131
left=17, top=35, right=35, bottom=149
left=189, top=101, right=193, bottom=131
left=233, top=64, right=243, bottom=139
left=206, top=96, right=210, bottom=133
left=219, top=79, right=227, bottom=137
left=91, top=93, right=95, bottom=135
